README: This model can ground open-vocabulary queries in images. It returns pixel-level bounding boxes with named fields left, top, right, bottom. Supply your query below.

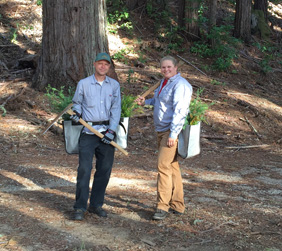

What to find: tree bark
left=234, top=0, right=252, bottom=43
left=209, top=0, right=217, bottom=31
left=32, top=0, right=109, bottom=91
left=254, top=0, right=268, bottom=21
left=208, top=0, right=217, bottom=47
left=178, top=0, right=200, bottom=41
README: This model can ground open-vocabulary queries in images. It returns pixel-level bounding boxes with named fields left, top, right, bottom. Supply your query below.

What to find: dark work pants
left=74, top=133, right=115, bottom=211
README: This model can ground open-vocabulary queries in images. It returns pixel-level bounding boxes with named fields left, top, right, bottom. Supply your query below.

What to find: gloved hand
left=70, top=110, right=81, bottom=123
left=101, top=129, right=115, bottom=144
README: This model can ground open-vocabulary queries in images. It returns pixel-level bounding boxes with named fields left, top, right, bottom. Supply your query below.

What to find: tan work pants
left=156, top=130, right=185, bottom=213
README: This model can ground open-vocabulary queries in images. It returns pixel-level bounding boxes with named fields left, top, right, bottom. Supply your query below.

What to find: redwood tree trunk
left=208, top=0, right=217, bottom=47
left=209, top=0, right=217, bottom=31
left=254, top=0, right=268, bottom=21
left=234, top=0, right=252, bottom=43
left=32, top=0, right=109, bottom=91
left=178, top=0, right=200, bottom=41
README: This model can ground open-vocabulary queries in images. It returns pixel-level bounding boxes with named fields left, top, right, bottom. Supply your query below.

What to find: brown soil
left=0, top=1, right=282, bottom=251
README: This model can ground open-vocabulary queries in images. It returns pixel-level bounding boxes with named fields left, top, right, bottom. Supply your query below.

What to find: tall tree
left=178, top=0, right=200, bottom=41
left=208, top=0, right=217, bottom=47
left=254, top=0, right=268, bottom=21
left=234, top=0, right=252, bottom=43
left=32, top=0, right=109, bottom=91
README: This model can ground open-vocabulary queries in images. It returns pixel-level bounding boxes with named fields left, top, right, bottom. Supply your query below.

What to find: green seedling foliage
left=10, top=26, right=18, bottom=43
left=210, top=79, right=226, bottom=86
left=183, top=88, right=213, bottom=129
left=121, top=94, right=138, bottom=118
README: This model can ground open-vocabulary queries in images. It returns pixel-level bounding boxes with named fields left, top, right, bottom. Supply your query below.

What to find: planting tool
left=66, top=109, right=129, bottom=156
left=140, top=80, right=161, bottom=98
left=43, top=103, right=73, bottom=134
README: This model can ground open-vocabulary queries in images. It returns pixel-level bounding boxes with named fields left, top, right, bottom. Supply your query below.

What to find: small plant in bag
left=183, top=88, right=213, bottom=129
left=121, top=94, right=139, bottom=118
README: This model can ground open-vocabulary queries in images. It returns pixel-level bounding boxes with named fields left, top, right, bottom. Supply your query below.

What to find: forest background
left=0, top=0, right=282, bottom=250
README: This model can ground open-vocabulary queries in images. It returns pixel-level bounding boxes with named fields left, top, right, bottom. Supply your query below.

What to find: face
left=161, top=60, right=177, bottom=79
left=94, top=60, right=111, bottom=77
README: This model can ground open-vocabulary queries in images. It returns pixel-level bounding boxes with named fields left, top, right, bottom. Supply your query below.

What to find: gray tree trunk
left=32, top=0, right=109, bottom=91
left=234, top=0, right=252, bottom=43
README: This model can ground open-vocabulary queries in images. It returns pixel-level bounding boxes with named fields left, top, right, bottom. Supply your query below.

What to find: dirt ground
left=1, top=1, right=282, bottom=251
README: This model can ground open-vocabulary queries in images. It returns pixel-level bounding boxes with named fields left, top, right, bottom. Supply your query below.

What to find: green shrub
left=45, top=85, right=74, bottom=113
left=107, top=1, right=133, bottom=34
left=191, top=25, right=240, bottom=71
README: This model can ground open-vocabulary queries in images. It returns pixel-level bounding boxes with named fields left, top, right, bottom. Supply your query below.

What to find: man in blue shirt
left=71, top=52, right=121, bottom=220
left=136, top=56, right=192, bottom=220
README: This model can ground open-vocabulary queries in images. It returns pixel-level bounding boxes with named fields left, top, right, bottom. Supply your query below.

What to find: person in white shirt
left=71, top=52, right=121, bottom=220
left=136, top=56, right=192, bottom=220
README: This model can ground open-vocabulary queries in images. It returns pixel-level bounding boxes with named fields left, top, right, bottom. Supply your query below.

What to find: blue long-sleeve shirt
left=145, top=73, right=192, bottom=139
left=72, top=74, right=121, bottom=133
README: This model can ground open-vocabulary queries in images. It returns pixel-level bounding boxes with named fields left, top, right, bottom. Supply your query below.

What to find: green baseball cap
left=95, top=53, right=111, bottom=64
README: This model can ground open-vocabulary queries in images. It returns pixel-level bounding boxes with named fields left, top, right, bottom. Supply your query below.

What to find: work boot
left=88, top=207, right=107, bottom=217
left=72, top=209, right=84, bottom=221
left=169, top=208, right=183, bottom=215
left=152, top=209, right=168, bottom=220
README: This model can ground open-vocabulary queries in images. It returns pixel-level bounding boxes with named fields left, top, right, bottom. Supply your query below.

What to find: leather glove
left=70, top=110, right=81, bottom=123
left=101, top=129, right=115, bottom=144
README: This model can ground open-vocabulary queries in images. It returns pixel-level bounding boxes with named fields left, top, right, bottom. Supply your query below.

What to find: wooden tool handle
left=140, top=80, right=161, bottom=98
left=66, top=110, right=129, bottom=156
left=43, top=103, right=73, bottom=134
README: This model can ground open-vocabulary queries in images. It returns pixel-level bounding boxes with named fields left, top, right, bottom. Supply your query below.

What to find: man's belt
left=87, top=120, right=109, bottom=126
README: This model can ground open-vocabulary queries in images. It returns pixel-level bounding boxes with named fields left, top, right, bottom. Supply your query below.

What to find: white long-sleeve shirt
left=72, top=74, right=121, bottom=133
left=145, top=73, right=192, bottom=139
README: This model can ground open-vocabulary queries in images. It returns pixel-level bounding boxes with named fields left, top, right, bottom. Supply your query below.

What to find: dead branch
left=10, top=68, right=33, bottom=74
left=250, top=231, right=282, bottom=235
left=0, top=44, right=19, bottom=47
left=176, top=55, right=207, bottom=76
left=0, top=82, right=12, bottom=93
left=0, top=61, right=9, bottom=70
left=225, top=144, right=270, bottom=149
left=226, top=92, right=250, bottom=96
left=239, top=50, right=282, bottom=73
left=201, top=134, right=228, bottom=140
left=0, top=86, right=26, bottom=115
left=199, top=221, right=239, bottom=234
left=1, top=95, right=13, bottom=107
left=240, top=117, right=262, bottom=138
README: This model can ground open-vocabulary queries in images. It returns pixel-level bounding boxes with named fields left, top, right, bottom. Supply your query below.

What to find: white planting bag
left=115, top=117, right=129, bottom=149
left=178, top=122, right=201, bottom=159
left=63, top=120, right=83, bottom=154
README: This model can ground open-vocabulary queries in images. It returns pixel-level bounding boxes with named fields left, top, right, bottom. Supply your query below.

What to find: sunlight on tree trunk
left=32, top=0, right=109, bottom=91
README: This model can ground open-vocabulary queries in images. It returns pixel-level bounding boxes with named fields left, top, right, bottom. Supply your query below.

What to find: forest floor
left=0, top=1, right=282, bottom=251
